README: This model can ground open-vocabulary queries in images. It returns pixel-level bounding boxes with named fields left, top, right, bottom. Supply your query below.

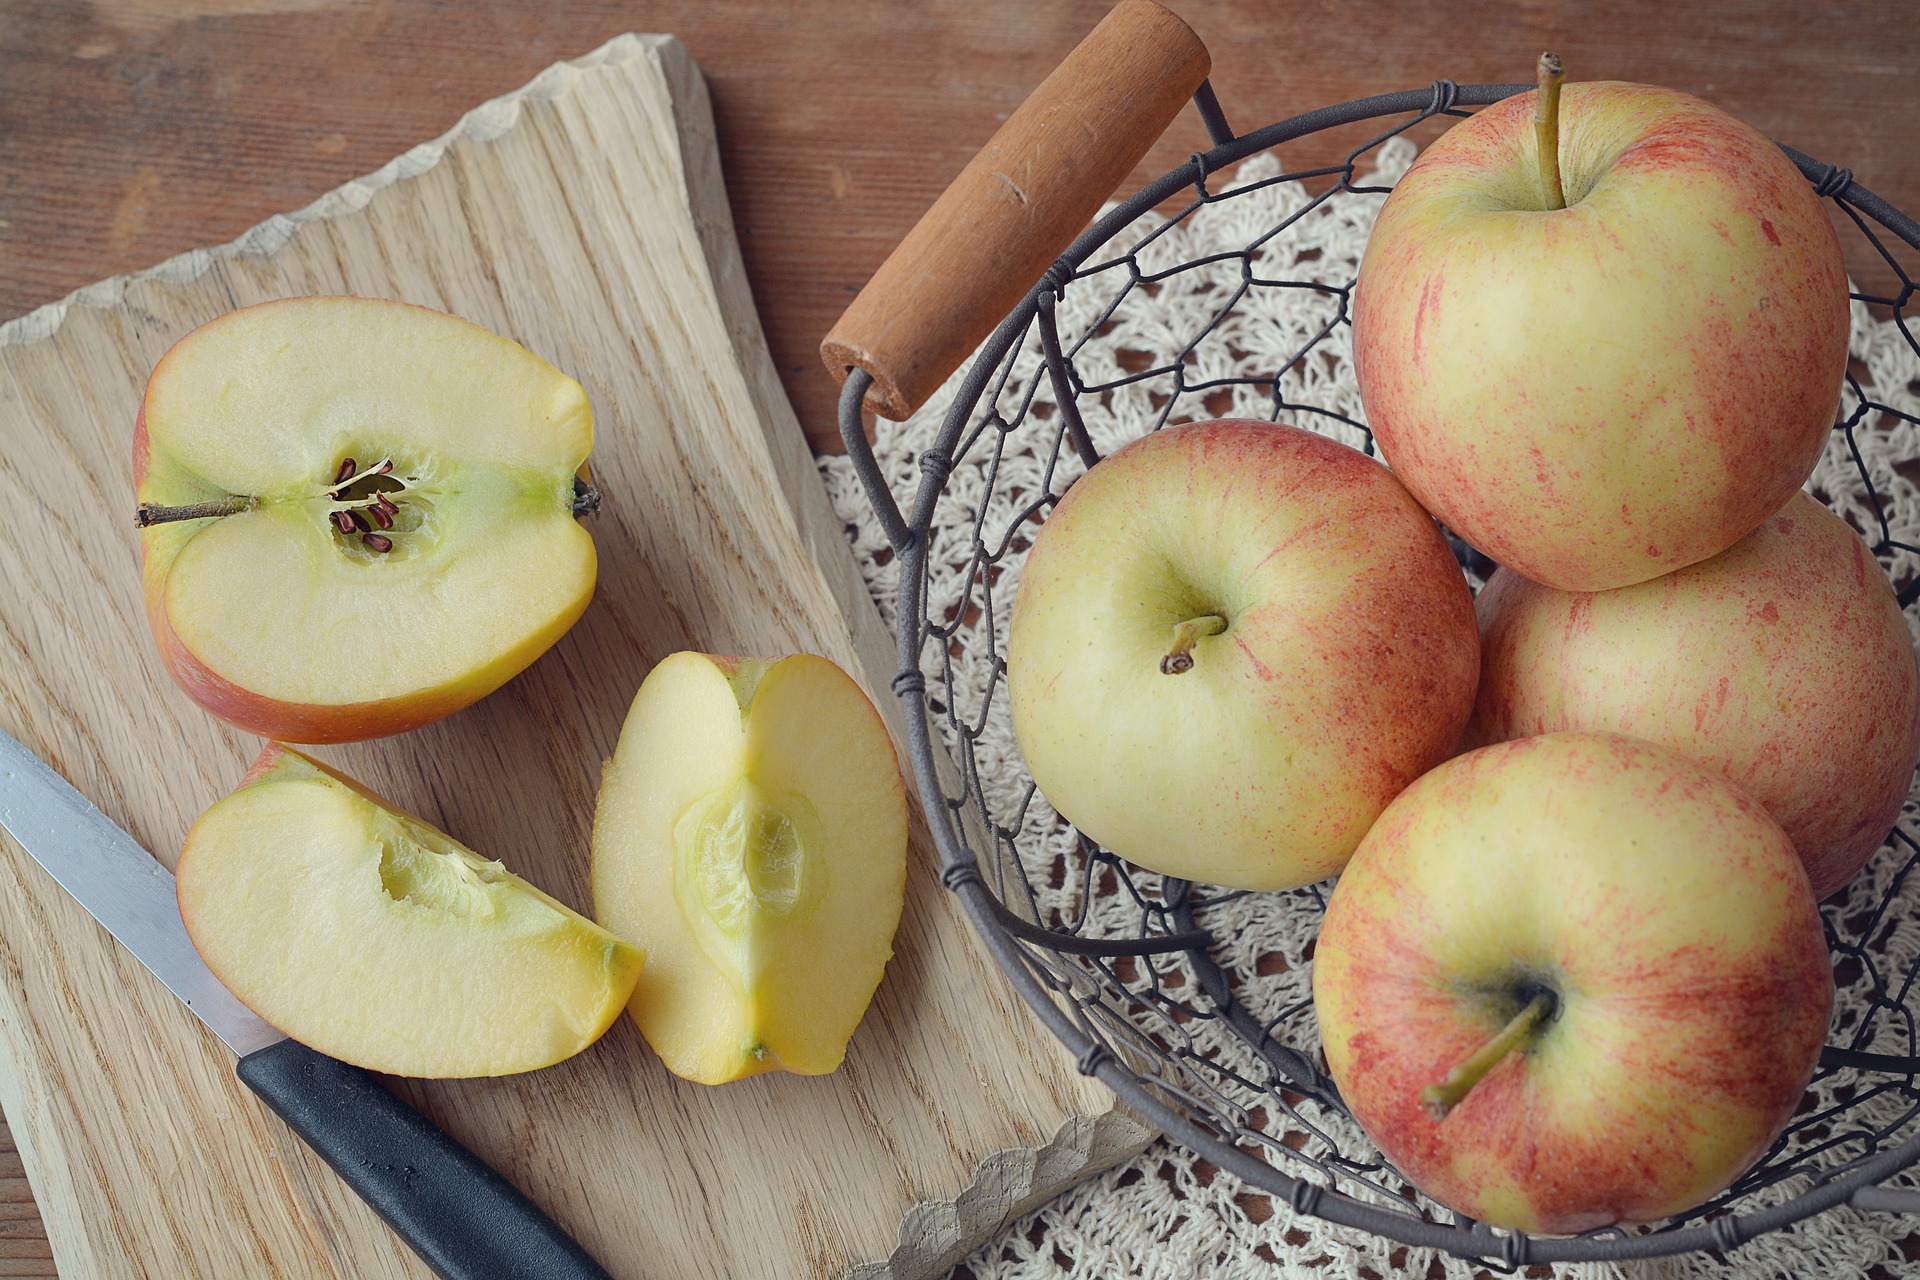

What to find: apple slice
left=177, top=744, right=644, bottom=1078
left=135, top=296, right=598, bottom=743
left=591, top=652, right=907, bottom=1085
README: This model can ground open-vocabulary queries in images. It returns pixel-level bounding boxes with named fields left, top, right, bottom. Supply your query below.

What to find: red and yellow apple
left=1353, top=79, right=1849, bottom=591
left=591, top=652, right=907, bottom=1085
left=135, top=296, right=597, bottom=743
left=1314, top=731, right=1832, bottom=1233
left=1006, top=419, right=1479, bottom=892
left=178, top=744, right=644, bottom=1078
left=1472, top=491, right=1920, bottom=899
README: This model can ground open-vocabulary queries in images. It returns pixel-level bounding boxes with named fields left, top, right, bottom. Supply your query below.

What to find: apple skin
left=1472, top=491, right=1920, bottom=900
left=1007, top=419, right=1478, bottom=891
left=1353, top=82, right=1849, bottom=592
left=1314, top=732, right=1832, bottom=1234
left=133, top=296, right=597, bottom=744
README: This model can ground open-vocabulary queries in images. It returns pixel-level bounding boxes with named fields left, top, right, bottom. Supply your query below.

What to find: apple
left=177, top=744, right=645, bottom=1078
left=1472, top=491, right=1920, bottom=900
left=135, top=296, right=598, bottom=743
left=591, top=652, right=907, bottom=1085
left=1313, top=731, right=1832, bottom=1234
left=1006, top=419, right=1479, bottom=892
left=1352, top=67, right=1849, bottom=592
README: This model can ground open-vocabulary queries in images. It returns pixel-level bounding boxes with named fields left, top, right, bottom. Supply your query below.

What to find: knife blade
left=0, top=727, right=616, bottom=1280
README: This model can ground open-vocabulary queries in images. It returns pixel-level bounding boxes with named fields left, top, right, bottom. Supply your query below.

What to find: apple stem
left=1160, top=614, right=1227, bottom=675
left=134, top=496, right=256, bottom=527
left=1420, top=990, right=1555, bottom=1122
left=1534, top=52, right=1567, bottom=212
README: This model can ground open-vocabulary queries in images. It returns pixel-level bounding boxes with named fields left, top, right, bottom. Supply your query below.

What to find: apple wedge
left=591, top=652, right=908, bottom=1085
left=177, top=744, right=644, bottom=1078
left=135, top=296, right=598, bottom=743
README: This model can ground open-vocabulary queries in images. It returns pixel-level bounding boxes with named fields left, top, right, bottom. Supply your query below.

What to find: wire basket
left=834, top=76, right=1920, bottom=1269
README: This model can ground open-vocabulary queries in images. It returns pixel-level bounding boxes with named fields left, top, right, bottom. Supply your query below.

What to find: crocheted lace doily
left=819, top=137, right=1920, bottom=1280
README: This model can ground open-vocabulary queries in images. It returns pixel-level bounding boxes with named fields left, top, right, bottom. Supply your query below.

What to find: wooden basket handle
left=821, top=0, right=1211, bottom=423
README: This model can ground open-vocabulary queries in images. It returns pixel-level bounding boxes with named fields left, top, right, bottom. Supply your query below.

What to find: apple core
left=674, top=779, right=825, bottom=988
left=375, top=819, right=516, bottom=922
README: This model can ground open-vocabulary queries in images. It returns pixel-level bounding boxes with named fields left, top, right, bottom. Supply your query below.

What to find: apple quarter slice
left=177, top=744, right=644, bottom=1078
left=591, top=652, right=908, bottom=1085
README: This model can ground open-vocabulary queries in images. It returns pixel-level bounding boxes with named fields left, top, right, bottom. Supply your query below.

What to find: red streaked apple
left=135, top=296, right=598, bottom=743
left=1006, top=419, right=1479, bottom=892
left=1314, top=732, right=1833, bottom=1234
left=177, top=744, right=645, bottom=1078
left=1472, top=491, right=1920, bottom=900
left=1353, top=71, right=1849, bottom=592
left=591, top=652, right=907, bottom=1085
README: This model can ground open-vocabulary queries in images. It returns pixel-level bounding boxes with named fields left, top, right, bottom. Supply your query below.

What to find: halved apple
left=178, top=744, right=644, bottom=1078
left=591, top=652, right=907, bottom=1084
left=135, top=296, right=597, bottom=743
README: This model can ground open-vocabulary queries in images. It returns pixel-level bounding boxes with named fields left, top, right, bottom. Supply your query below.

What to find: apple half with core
left=1007, top=419, right=1479, bottom=892
left=1314, top=732, right=1833, bottom=1234
left=177, top=744, right=645, bottom=1078
left=136, top=296, right=599, bottom=743
left=1353, top=60, right=1849, bottom=591
left=592, top=652, right=908, bottom=1085
left=1472, top=491, right=1920, bottom=900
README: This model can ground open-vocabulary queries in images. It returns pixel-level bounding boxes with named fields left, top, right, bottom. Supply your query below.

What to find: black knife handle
left=236, top=1039, right=615, bottom=1280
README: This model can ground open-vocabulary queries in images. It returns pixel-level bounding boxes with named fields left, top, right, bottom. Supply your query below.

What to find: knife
left=0, top=727, right=616, bottom=1280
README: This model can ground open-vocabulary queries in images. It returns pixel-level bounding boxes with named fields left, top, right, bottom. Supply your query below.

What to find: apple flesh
left=1313, top=731, right=1832, bottom=1234
left=177, top=744, right=645, bottom=1078
left=1353, top=82, right=1849, bottom=591
left=136, top=296, right=597, bottom=743
left=591, top=652, right=907, bottom=1085
left=1007, top=420, right=1479, bottom=891
left=1472, top=491, right=1920, bottom=900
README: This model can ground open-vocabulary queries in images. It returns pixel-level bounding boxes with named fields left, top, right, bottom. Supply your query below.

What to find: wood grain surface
left=5, top=5, right=1920, bottom=1276
left=0, top=34, right=1145, bottom=1279
left=3, top=2, right=1917, bottom=455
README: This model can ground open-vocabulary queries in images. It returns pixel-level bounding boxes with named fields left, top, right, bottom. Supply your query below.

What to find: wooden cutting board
left=0, top=33, right=1150, bottom=1279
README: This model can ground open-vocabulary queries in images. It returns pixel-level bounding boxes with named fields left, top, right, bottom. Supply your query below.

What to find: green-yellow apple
left=1314, top=731, right=1832, bottom=1234
left=1472, top=491, right=1920, bottom=899
left=591, top=652, right=907, bottom=1085
left=1353, top=74, right=1849, bottom=592
left=1006, top=419, right=1479, bottom=891
left=177, top=744, right=645, bottom=1078
left=136, top=296, right=597, bottom=743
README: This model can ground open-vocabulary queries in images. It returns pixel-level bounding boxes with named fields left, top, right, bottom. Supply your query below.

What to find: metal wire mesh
left=841, top=81, right=1920, bottom=1267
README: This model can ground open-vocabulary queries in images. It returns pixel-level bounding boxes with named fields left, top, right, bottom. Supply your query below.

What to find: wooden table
left=3, top=3, right=1917, bottom=1274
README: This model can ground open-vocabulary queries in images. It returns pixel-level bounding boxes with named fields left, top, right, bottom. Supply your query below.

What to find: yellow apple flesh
left=136, top=296, right=597, bottom=743
left=1007, top=420, right=1479, bottom=891
left=591, top=652, right=907, bottom=1084
left=177, top=744, right=645, bottom=1078
left=1354, top=83, right=1848, bottom=591
left=1314, top=732, right=1832, bottom=1234
left=1472, top=491, right=1920, bottom=899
